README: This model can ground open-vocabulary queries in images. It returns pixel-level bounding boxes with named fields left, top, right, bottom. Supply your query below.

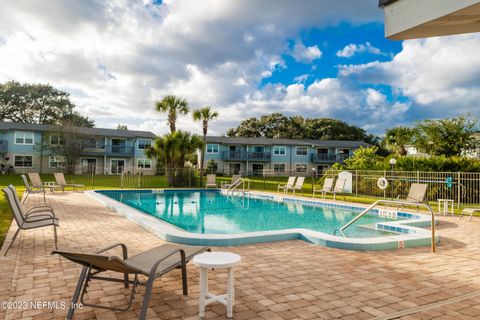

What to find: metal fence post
left=458, top=171, right=461, bottom=209
left=355, top=170, right=358, bottom=197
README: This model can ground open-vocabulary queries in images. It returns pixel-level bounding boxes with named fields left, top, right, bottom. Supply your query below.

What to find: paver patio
left=1, top=192, right=480, bottom=320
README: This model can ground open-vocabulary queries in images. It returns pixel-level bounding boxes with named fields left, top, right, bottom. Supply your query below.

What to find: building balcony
left=221, top=151, right=271, bottom=162
left=0, top=140, right=8, bottom=153
left=310, top=153, right=350, bottom=163
left=81, top=144, right=134, bottom=157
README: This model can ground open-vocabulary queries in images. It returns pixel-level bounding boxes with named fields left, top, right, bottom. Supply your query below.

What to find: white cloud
left=336, top=42, right=385, bottom=58
left=291, top=41, right=322, bottom=63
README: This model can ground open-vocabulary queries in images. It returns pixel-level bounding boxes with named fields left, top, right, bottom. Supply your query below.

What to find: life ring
left=377, top=177, right=389, bottom=190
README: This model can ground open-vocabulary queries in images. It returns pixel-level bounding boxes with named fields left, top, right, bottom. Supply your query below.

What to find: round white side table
left=193, top=252, right=241, bottom=319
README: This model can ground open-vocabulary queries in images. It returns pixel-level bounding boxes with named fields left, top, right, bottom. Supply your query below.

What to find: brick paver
left=1, top=192, right=480, bottom=319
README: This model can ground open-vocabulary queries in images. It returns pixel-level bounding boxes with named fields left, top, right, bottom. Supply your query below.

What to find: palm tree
left=146, top=131, right=203, bottom=186
left=384, top=126, right=416, bottom=156
left=193, top=106, right=219, bottom=185
left=155, top=95, right=189, bottom=133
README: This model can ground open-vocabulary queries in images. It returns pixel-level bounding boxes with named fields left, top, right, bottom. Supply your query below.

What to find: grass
left=0, top=196, right=11, bottom=247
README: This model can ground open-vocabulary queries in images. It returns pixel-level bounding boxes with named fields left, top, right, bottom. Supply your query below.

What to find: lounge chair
left=2, top=186, right=58, bottom=256
left=21, top=174, right=46, bottom=203
left=312, top=177, right=334, bottom=199
left=278, top=176, right=296, bottom=194
left=286, top=176, right=305, bottom=196
left=54, top=172, right=85, bottom=191
left=222, top=175, right=241, bottom=189
left=205, top=174, right=217, bottom=188
left=397, top=183, right=428, bottom=210
left=27, top=173, right=62, bottom=199
left=459, top=208, right=480, bottom=221
left=53, top=243, right=210, bottom=320
left=328, top=178, right=346, bottom=200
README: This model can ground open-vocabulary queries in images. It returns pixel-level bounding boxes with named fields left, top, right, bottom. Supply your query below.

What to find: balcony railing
left=310, top=153, right=350, bottom=163
left=0, top=140, right=8, bottom=153
left=81, top=144, right=134, bottom=157
left=221, top=151, right=271, bottom=162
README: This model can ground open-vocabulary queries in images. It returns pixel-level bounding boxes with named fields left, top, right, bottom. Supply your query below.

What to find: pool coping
left=86, top=189, right=439, bottom=251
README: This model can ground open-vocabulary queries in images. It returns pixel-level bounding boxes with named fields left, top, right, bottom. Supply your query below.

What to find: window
left=273, top=163, right=286, bottom=173
left=49, top=155, right=66, bottom=168
left=138, top=139, right=152, bottom=150
left=296, top=147, right=308, bottom=156
left=137, top=158, right=152, bottom=169
left=338, top=148, right=350, bottom=155
left=14, top=155, right=33, bottom=167
left=49, top=135, right=64, bottom=146
left=14, top=132, right=34, bottom=145
left=206, top=144, right=219, bottom=154
left=295, top=163, right=308, bottom=173
left=273, top=146, right=286, bottom=156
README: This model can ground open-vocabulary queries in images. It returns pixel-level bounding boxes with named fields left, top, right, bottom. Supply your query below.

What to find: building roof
left=0, top=122, right=157, bottom=139
left=205, top=136, right=370, bottom=148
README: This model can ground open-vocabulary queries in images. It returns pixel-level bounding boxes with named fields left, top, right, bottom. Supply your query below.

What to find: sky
left=0, top=0, right=479, bottom=136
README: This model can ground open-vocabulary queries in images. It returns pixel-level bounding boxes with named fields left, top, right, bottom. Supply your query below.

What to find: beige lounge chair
left=313, top=177, right=334, bottom=199
left=21, top=174, right=46, bottom=203
left=286, top=176, right=305, bottom=196
left=53, top=243, right=210, bottom=320
left=28, top=172, right=62, bottom=193
left=2, top=185, right=58, bottom=256
left=459, top=208, right=480, bottom=221
left=205, top=174, right=217, bottom=188
left=278, top=176, right=296, bottom=194
left=328, top=178, right=346, bottom=200
left=221, top=175, right=241, bottom=189
left=54, top=172, right=85, bottom=191
left=397, top=183, right=428, bottom=210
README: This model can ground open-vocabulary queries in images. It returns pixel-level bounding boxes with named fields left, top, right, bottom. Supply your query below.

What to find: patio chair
left=459, top=208, right=480, bottom=222
left=312, top=177, right=334, bottom=199
left=27, top=172, right=62, bottom=195
left=21, top=174, right=46, bottom=204
left=278, top=176, right=296, bottom=194
left=286, top=176, right=305, bottom=196
left=54, top=172, right=85, bottom=191
left=2, top=186, right=58, bottom=256
left=53, top=243, right=210, bottom=320
left=397, top=183, right=428, bottom=210
left=221, top=174, right=241, bottom=189
left=205, top=174, right=218, bottom=188
left=327, top=178, right=346, bottom=200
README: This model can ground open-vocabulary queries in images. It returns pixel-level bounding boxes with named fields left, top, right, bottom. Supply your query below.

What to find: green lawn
left=0, top=196, right=12, bottom=247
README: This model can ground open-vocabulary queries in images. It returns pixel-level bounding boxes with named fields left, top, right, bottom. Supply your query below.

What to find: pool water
left=99, top=190, right=398, bottom=238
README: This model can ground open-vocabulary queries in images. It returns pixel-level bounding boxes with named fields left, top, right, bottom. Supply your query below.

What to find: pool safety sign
left=398, top=240, right=405, bottom=249
left=378, top=210, right=398, bottom=220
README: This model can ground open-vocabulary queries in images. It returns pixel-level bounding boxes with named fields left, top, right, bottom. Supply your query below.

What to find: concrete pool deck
left=1, top=192, right=480, bottom=319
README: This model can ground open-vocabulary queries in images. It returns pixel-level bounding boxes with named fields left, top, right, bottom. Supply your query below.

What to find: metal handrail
left=336, top=199, right=436, bottom=253
left=226, top=178, right=250, bottom=194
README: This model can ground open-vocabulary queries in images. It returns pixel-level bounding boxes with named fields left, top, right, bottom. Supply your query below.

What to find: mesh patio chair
left=313, top=177, right=334, bottom=199
left=397, top=183, right=428, bottom=211
left=459, top=208, right=480, bottom=222
left=278, top=176, right=296, bottom=194
left=286, top=176, right=305, bottom=196
left=53, top=243, right=210, bottom=320
left=205, top=174, right=218, bottom=188
left=326, top=178, right=346, bottom=200
left=2, top=185, right=58, bottom=256
left=21, top=174, right=46, bottom=204
left=54, top=172, right=85, bottom=191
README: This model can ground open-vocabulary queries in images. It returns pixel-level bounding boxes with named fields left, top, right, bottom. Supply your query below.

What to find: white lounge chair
left=221, top=175, right=241, bottom=189
left=459, top=208, right=480, bottom=221
left=313, top=177, right=334, bottom=199
left=278, top=177, right=296, bottom=194
left=286, top=176, right=305, bottom=196
left=328, top=178, right=346, bottom=200
left=205, top=174, right=217, bottom=188
left=397, top=183, right=428, bottom=211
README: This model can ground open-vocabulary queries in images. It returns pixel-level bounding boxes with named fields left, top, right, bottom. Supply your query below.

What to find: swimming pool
left=89, top=189, right=437, bottom=250
left=98, top=189, right=396, bottom=238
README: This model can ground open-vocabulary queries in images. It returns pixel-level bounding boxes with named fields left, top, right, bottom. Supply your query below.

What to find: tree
left=62, top=111, right=94, bottom=128
left=414, top=115, right=477, bottom=156
left=227, top=112, right=376, bottom=143
left=343, top=146, right=386, bottom=170
left=155, top=95, right=189, bottom=133
left=117, top=124, right=128, bottom=130
left=384, top=126, right=416, bottom=156
left=193, top=106, right=218, bottom=185
left=146, top=130, right=204, bottom=186
left=0, top=81, right=93, bottom=126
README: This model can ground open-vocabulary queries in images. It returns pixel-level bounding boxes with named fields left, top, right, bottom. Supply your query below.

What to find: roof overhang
left=380, top=0, right=480, bottom=40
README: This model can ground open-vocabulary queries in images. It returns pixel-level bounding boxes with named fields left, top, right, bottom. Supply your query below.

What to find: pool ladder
left=333, top=199, right=436, bottom=252
left=226, top=178, right=250, bottom=195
